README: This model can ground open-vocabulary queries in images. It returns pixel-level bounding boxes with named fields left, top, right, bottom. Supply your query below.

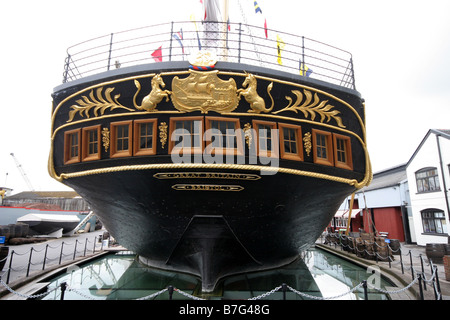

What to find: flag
left=172, top=29, right=185, bottom=54
left=254, top=1, right=262, bottom=14
left=190, top=14, right=202, bottom=50
left=151, top=46, right=162, bottom=62
left=264, top=18, right=268, bottom=38
left=276, top=35, right=285, bottom=65
left=299, top=60, right=313, bottom=77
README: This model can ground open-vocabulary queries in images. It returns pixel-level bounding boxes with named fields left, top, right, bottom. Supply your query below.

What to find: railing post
left=301, top=36, right=305, bottom=76
left=84, top=238, right=88, bottom=257
left=107, top=33, right=114, bottom=71
left=73, top=240, right=78, bottom=260
left=93, top=236, right=97, bottom=253
left=400, top=247, right=404, bottom=274
left=362, top=280, right=368, bottom=300
left=419, top=254, right=426, bottom=291
left=6, top=250, right=14, bottom=284
left=434, top=265, right=442, bottom=300
left=417, top=273, right=424, bottom=300
left=281, top=283, right=287, bottom=300
left=168, top=285, right=174, bottom=300
left=350, top=57, right=356, bottom=90
left=238, top=23, right=242, bottom=63
left=42, top=244, right=49, bottom=270
left=60, top=282, right=67, bottom=301
left=169, top=22, right=174, bottom=62
left=409, top=250, right=414, bottom=281
left=63, top=54, right=71, bottom=83
left=26, top=247, right=34, bottom=277
left=59, top=242, right=64, bottom=265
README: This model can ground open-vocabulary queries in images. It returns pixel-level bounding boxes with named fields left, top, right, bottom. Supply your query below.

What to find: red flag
left=264, top=19, right=268, bottom=38
left=151, top=46, right=162, bottom=62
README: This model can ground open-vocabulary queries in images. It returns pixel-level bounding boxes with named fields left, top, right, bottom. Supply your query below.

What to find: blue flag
left=254, top=1, right=262, bottom=14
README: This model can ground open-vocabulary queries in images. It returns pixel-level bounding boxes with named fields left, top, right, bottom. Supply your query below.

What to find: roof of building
left=5, top=191, right=81, bottom=200
left=407, top=129, right=450, bottom=167
left=358, top=163, right=407, bottom=193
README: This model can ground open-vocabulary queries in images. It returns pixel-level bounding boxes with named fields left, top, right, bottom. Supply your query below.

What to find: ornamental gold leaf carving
left=67, top=87, right=134, bottom=122
left=274, top=89, right=345, bottom=128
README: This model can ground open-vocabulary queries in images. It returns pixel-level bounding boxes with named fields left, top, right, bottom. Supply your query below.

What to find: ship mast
left=202, top=0, right=229, bottom=59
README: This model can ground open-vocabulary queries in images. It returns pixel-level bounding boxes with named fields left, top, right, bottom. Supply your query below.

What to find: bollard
left=168, top=285, right=174, bottom=300
left=281, top=283, right=287, bottom=300
left=60, top=282, right=67, bottom=300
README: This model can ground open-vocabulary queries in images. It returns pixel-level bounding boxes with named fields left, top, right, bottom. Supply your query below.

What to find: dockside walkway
left=316, top=237, right=450, bottom=300
left=1, top=231, right=449, bottom=300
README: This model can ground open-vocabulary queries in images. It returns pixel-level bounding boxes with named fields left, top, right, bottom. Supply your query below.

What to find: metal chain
left=136, top=288, right=168, bottom=300
left=248, top=285, right=283, bottom=300
left=287, top=282, right=364, bottom=300
left=0, top=277, right=57, bottom=299
left=174, top=288, right=206, bottom=300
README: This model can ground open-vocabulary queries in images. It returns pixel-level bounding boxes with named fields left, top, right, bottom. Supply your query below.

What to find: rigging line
left=236, top=0, right=263, bottom=65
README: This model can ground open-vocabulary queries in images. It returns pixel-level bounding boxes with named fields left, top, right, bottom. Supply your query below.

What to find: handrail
left=62, top=21, right=356, bottom=90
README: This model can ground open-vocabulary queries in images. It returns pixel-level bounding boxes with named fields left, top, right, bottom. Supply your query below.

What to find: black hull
left=64, top=168, right=356, bottom=291
left=50, top=50, right=371, bottom=291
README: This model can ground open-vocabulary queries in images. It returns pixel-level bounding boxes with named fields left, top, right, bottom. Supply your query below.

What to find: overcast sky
left=1, top=0, right=450, bottom=194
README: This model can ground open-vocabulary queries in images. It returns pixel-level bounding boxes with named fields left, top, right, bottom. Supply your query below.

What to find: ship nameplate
left=171, top=184, right=244, bottom=192
left=154, top=172, right=260, bottom=181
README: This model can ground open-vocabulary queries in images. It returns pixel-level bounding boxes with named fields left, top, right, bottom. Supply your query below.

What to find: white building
left=406, top=129, right=450, bottom=246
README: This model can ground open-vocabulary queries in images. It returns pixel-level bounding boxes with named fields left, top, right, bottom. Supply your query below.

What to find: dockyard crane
left=10, top=153, right=35, bottom=191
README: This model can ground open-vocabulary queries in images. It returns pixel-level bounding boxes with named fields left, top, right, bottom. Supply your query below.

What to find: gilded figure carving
left=243, top=123, right=253, bottom=148
left=237, top=73, right=274, bottom=114
left=133, top=74, right=171, bottom=112
left=171, top=70, right=239, bottom=114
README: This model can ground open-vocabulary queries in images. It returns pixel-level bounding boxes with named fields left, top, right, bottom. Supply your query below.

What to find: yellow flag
left=276, top=35, right=285, bottom=65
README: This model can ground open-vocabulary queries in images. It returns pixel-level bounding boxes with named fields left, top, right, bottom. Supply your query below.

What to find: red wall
left=372, top=207, right=405, bottom=241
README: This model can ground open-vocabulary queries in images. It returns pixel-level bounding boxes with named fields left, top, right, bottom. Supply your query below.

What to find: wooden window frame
left=333, top=133, right=353, bottom=170
left=81, top=125, right=101, bottom=162
left=64, top=128, right=81, bottom=165
left=312, top=129, right=333, bottom=166
left=204, top=116, right=244, bottom=156
left=133, top=119, right=158, bottom=156
left=110, top=120, right=133, bottom=158
left=279, top=123, right=303, bottom=161
left=252, top=120, right=279, bottom=158
left=169, top=116, right=204, bottom=155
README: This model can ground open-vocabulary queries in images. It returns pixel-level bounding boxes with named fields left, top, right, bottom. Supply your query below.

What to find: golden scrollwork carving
left=158, top=122, right=168, bottom=149
left=67, top=87, right=134, bottom=122
left=274, top=89, right=345, bottom=128
left=102, top=128, right=110, bottom=152
left=237, top=73, right=274, bottom=114
left=133, top=74, right=171, bottom=112
left=171, top=70, right=239, bottom=114
left=303, top=132, right=312, bottom=157
left=243, top=123, right=253, bottom=148
left=171, top=184, right=244, bottom=192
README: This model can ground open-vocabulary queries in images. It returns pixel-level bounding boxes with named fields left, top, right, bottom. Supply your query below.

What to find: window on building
left=333, top=134, right=353, bottom=170
left=169, top=117, right=204, bottom=154
left=416, top=167, right=441, bottom=193
left=111, top=121, right=133, bottom=158
left=422, top=209, right=448, bottom=234
left=205, top=117, right=243, bottom=155
left=279, top=124, right=303, bottom=161
left=253, top=120, right=278, bottom=158
left=134, top=119, right=157, bottom=156
left=64, top=129, right=81, bottom=164
left=312, top=129, right=333, bottom=166
left=82, top=125, right=101, bottom=161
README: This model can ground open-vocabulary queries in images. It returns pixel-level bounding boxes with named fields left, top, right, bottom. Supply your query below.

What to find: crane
left=10, top=153, right=35, bottom=191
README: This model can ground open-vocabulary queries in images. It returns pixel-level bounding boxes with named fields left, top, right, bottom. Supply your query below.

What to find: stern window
left=64, top=129, right=81, bottom=164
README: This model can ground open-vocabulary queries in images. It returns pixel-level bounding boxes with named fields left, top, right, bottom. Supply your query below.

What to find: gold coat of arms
left=171, top=70, right=239, bottom=114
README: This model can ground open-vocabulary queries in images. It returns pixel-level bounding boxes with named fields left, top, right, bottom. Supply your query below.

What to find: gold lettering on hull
left=154, top=172, right=261, bottom=180
left=171, top=184, right=244, bottom=192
